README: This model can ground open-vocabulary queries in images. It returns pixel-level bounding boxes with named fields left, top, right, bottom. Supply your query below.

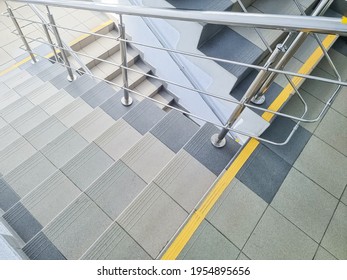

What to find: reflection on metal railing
left=2, top=0, right=346, bottom=147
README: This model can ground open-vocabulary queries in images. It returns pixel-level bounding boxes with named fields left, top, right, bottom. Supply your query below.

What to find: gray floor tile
left=271, top=168, right=338, bottom=242
left=21, top=171, right=81, bottom=226
left=318, top=49, right=347, bottom=78
left=61, top=143, right=114, bottom=191
left=3, top=202, right=43, bottom=243
left=262, top=116, right=311, bottom=165
left=82, top=222, right=152, bottom=260
left=321, top=203, right=347, bottom=260
left=341, top=188, right=347, bottom=206
left=314, top=246, right=337, bottom=260
left=315, top=109, right=347, bottom=156
left=122, top=133, right=175, bottom=183
left=100, top=91, right=139, bottom=121
left=49, top=71, right=74, bottom=89
left=23, top=232, right=66, bottom=260
left=0, top=179, right=20, bottom=212
left=118, top=183, right=187, bottom=259
left=207, top=179, right=267, bottom=249
left=81, top=81, right=117, bottom=108
left=124, top=99, right=165, bottom=135
left=0, top=125, right=21, bottom=151
left=184, top=123, right=241, bottom=176
left=154, top=150, right=216, bottom=212
left=178, top=220, right=239, bottom=260
left=95, top=119, right=142, bottom=161
left=86, top=161, right=147, bottom=220
left=294, top=136, right=347, bottom=198
left=44, top=193, right=112, bottom=259
left=281, top=88, right=326, bottom=133
left=37, top=62, right=65, bottom=82
left=151, top=110, right=199, bottom=153
left=64, top=74, right=97, bottom=98
left=3, top=152, right=57, bottom=198
left=237, top=144, right=291, bottom=203
left=0, top=97, right=35, bottom=123
left=41, top=128, right=89, bottom=168
left=301, top=68, right=337, bottom=103
left=331, top=86, right=347, bottom=117
left=243, top=207, right=318, bottom=259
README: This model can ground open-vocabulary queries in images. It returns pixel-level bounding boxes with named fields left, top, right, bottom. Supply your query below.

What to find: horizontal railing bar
left=11, top=0, right=347, bottom=35
left=22, top=33, right=345, bottom=124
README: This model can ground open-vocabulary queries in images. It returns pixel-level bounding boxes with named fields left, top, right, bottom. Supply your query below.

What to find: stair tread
left=25, top=60, right=53, bottom=76
left=85, top=160, right=146, bottom=220
left=121, top=133, right=175, bottom=183
left=0, top=97, right=35, bottom=123
left=80, top=81, right=117, bottom=108
left=41, top=193, right=112, bottom=260
left=61, top=142, right=114, bottom=191
left=0, top=90, right=21, bottom=111
left=64, top=75, right=98, bottom=98
left=13, top=76, right=45, bottom=97
left=3, top=70, right=31, bottom=89
left=37, top=63, right=65, bottom=82
left=3, top=152, right=57, bottom=198
left=39, top=89, right=75, bottom=115
left=24, top=116, right=68, bottom=150
left=25, top=82, right=58, bottom=105
left=0, top=137, right=37, bottom=176
left=40, top=128, right=89, bottom=168
left=95, top=118, right=142, bottom=161
left=0, top=125, right=21, bottom=152
left=72, top=108, right=116, bottom=142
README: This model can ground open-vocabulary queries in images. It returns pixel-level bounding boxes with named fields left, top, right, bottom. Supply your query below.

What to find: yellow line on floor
left=161, top=34, right=338, bottom=260
left=0, top=20, right=114, bottom=78
left=342, top=16, right=347, bottom=24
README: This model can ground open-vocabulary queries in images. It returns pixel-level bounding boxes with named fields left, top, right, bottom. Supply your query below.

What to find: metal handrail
left=11, top=0, right=347, bottom=35
left=4, top=0, right=346, bottom=147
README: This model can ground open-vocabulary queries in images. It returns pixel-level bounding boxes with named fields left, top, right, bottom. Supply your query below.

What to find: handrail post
left=47, top=9, right=76, bottom=82
left=42, top=22, right=59, bottom=62
left=211, top=44, right=284, bottom=148
left=118, top=16, right=133, bottom=106
left=7, top=6, right=37, bottom=64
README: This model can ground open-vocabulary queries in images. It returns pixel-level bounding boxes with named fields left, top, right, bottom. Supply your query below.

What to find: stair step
left=0, top=69, right=21, bottom=83
left=121, top=133, right=175, bottom=183
left=3, top=152, right=57, bottom=199
left=123, top=98, right=166, bottom=135
left=0, top=82, right=9, bottom=93
left=0, top=137, right=36, bottom=176
left=72, top=107, right=115, bottom=142
left=81, top=221, right=151, bottom=260
left=85, top=160, right=147, bottom=220
left=0, top=117, right=6, bottom=129
left=184, top=123, right=241, bottom=176
left=25, top=60, right=53, bottom=76
left=133, top=77, right=162, bottom=101
left=0, top=90, right=21, bottom=111
left=150, top=110, right=199, bottom=153
left=64, top=74, right=97, bottom=98
left=24, top=116, right=68, bottom=150
left=54, top=98, right=93, bottom=127
left=40, top=128, right=89, bottom=168
left=154, top=150, right=217, bottom=212
left=99, top=91, right=139, bottom=121
left=152, top=89, right=175, bottom=109
left=80, top=81, right=117, bottom=108
left=0, top=179, right=20, bottom=212
left=25, top=82, right=58, bottom=105
left=13, top=76, right=45, bottom=97
left=117, top=182, right=187, bottom=258
left=61, top=142, right=114, bottom=191
left=0, top=97, right=35, bottom=123
left=3, top=171, right=81, bottom=243
left=34, top=193, right=112, bottom=260
left=252, top=0, right=317, bottom=15
left=3, top=70, right=31, bottom=89
left=39, top=89, right=75, bottom=115
left=10, top=106, right=50, bottom=135
left=0, top=125, right=21, bottom=151
left=37, top=63, right=65, bottom=82
left=95, top=118, right=142, bottom=161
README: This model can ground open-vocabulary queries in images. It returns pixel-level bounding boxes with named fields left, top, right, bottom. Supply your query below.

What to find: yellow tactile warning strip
left=161, top=34, right=338, bottom=260
left=0, top=20, right=114, bottom=77
left=342, top=16, right=347, bottom=24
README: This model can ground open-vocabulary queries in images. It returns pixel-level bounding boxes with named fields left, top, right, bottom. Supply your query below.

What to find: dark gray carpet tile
left=150, top=110, right=199, bottom=153
left=184, top=123, right=241, bottom=176
left=236, top=144, right=291, bottom=203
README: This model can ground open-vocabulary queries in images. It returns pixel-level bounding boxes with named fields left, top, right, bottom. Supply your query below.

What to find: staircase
left=0, top=28, right=241, bottom=258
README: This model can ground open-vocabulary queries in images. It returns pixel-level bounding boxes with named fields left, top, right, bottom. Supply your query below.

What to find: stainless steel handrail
left=3, top=0, right=346, bottom=147
left=11, top=0, right=347, bottom=35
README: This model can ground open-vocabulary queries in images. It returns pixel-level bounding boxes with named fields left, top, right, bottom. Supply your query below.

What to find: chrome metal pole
left=47, top=11, right=76, bottom=81
left=41, top=22, right=59, bottom=62
left=211, top=45, right=284, bottom=148
left=118, top=16, right=133, bottom=106
left=7, top=6, right=37, bottom=63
